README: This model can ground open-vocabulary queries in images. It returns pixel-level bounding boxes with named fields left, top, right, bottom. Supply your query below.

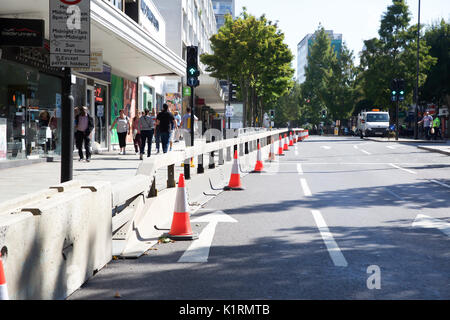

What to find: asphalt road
left=68, top=136, right=450, bottom=300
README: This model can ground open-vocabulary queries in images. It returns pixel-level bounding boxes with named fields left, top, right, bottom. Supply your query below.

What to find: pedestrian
left=74, top=106, right=94, bottom=162
left=418, top=111, right=433, bottom=140
left=132, top=111, right=142, bottom=155
left=169, top=109, right=176, bottom=151
left=139, top=109, right=155, bottom=160
left=110, top=109, right=130, bottom=155
left=153, top=108, right=161, bottom=154
left=156, top=103, right=178, bottom=153
left=174, top=110, right=181, bottom=142
left=432, top=114, right=442, bottom=140
left=180, top=107, right=198, bottom=148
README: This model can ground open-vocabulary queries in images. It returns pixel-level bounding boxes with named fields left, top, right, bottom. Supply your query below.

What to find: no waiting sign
left=49, top=0, right=90, bottom=68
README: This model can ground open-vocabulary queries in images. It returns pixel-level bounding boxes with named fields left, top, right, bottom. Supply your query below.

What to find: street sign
left=183, top=87, right=191, bottom=96
left=225, top=105, right=234, bottom=118
left=49, top=0, right=90, bottom=68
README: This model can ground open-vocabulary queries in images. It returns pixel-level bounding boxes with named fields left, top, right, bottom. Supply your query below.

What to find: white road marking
left=321, top=146, right=331, bottom=150
left=387, top=145, right=396, bottom=150
left=311, top=210, right=348, bottom=267
left=412, top=214, right=450, bottom=238
left=297, top=163, right=303, bottom=175
left=429, top=179, right=450, bottom=189
left=178, top=211, right=238, bottom=263
left=360, top=149, right=371, bottom=155
left=294, top=145, right=298, bottom=156
left=389, top=163, right=417, bottom=175
left=353, top=145, right=359, bottom=149
left=300, top=178, right=312, bottom=196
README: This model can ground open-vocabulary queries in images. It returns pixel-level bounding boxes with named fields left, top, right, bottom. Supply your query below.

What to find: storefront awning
left=0, top=0, right=186, bottom=80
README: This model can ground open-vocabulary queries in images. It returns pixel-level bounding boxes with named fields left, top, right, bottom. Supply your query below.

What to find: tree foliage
left=200, top=10, right=294, bottom=126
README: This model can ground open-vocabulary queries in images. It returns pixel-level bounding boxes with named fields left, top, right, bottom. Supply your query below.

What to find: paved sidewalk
left=0, top=139, right=194, bottom=204
left=365, top=137, right=450, bottom=156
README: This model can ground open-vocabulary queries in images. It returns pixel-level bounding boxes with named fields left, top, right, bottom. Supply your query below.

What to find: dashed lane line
left=311, top=210, right=348, bottom=267
left=300, top=178, right=312, bottom=196
left=389, top=163, right=417, bottom=175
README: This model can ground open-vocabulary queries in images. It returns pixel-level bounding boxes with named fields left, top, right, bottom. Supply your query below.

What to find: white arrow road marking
left=297, top=163, right=303, bottom=175
left=178, top=211, right=238, bottom=263
left=412, top=214, right=450, bottom=238
left=311, top=210, right=348, bottom=267
left=389, top=163, right=417, bottom=175
left=300, top=178, right=312, bottom=196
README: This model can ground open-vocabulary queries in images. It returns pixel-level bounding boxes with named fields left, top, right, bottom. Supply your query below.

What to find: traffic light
left=397, top=79, right=405, bottom=101
left=229, top=82, right=237, bottom=102
left=269, top=109, right=275, bottom=119
left=186, top=46, right=200, bottom=87
left=321, top=109, right=327, bottom=118
left=390, top=78, right=405, bottom=102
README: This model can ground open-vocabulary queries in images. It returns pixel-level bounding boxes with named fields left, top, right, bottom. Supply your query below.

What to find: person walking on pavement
left=174, top=110, right=181, bottom=142
left=110, top=109, right=130, bottom=155
left=139, top=109, right=155, bottom=160
left=132, top=111, right=142, bottom=155
left=75, top=106, right=94, bottom=162
left=153, top=108, right=161, bottom=154
left=180, top=107, right=198, bottom=148
left=432, top=114, right=442, bottom=140
left=156, top=103, right=178, bottom=153
left=418, top=111, right=433, bottom=140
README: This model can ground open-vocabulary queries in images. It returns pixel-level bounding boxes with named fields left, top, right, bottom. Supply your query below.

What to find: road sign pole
left=61, top=67, right=74, bottom=183
left=396, top=99, right=399, bottom=141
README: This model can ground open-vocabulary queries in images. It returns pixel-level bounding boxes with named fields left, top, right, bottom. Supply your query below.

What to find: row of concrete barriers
left=0, top=128, right=307, bottom=299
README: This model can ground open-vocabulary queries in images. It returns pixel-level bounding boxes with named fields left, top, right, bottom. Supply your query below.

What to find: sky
left=234, top=0, right=450, bottom=71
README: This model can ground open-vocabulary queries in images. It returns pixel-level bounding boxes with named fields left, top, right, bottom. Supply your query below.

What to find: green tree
left=359, top=0, right=436, bottom=111
left=421, top=19, right=450, bottom=106
left=301, top=26, right=336, bottom=125
left=201, top=10, right=294, bottom=127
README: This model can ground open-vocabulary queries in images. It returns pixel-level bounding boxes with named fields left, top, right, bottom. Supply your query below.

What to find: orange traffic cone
left=251, top=143, right=265, bottom=173
left=277, top=135, right=284, bottom=156
left=267, top=136, right=276, bottom=161
left=224, top=150, right=244, bottom=190
left=294, top=131, right=298, bottom=143
left=283, top=134, right=289, bottom=151
left=289, top=132, right=294, bottom=146
left=168, top=174, right=198, bottom=240
left=0, top=253, right=8, bottom=300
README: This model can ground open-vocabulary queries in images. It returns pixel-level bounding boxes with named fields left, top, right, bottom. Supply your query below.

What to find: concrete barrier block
left=0, top=183, right=112, bottom=300
left=0, top=189, right=59, bottom=216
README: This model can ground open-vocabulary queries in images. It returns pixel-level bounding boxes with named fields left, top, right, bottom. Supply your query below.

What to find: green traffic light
left=392, top=91, right=397, bottom=95
left=188, top=67, right=197, bottom=75
left=400, top=91, right=404, bottom=95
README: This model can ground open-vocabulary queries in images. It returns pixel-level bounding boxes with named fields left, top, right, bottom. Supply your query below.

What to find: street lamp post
left=414, top=0, right=421, bottom=139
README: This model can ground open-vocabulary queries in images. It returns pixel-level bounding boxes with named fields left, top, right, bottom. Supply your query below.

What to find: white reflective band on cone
left=0, top=284, right=8, bottom=300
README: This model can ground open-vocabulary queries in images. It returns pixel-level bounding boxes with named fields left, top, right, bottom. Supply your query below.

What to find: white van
left=357, top=110, right=390, bottom=138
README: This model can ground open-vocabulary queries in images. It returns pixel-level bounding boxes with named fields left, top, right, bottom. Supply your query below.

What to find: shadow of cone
left=168, top=174, right=198, bottom=240
left=0, top=253, right=8, bottom=300
left=251, top=143, right=265, bottom=173
left=224, top=150, right=244, bottom=190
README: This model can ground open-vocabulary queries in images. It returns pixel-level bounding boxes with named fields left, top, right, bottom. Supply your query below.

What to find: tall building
left=297, top=30, right=342, bottom=83
left=212, top=0, right=235, bottom=30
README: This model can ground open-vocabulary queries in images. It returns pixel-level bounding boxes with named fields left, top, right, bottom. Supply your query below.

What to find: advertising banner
left=0, top=18, right=44, bottom=47
left=49, top=0, right=90, bottom=68
left=124, top=79, right=137, bottom=143
left=110, top=74, right=123, bottom=144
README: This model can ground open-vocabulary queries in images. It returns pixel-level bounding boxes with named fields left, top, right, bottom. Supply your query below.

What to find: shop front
left=0, top=45, right=63, bottom=163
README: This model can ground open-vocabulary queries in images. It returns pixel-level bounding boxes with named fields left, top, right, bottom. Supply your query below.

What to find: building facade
left=211, top=0, right=235, bottom=30
left=0, top=0, right=185, bottom=166
left=297, top=30, right=343, bottom=83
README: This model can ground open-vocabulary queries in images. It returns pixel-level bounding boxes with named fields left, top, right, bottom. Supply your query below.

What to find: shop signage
left=49, top=0, right=90, bottom=68
left=183, top=87, right=191, bottom=96
left=73, top=50, right=103, bottom=72
left=0, top=18, right=44, bottom=47
left=140, top=0, right=160, bottom=32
